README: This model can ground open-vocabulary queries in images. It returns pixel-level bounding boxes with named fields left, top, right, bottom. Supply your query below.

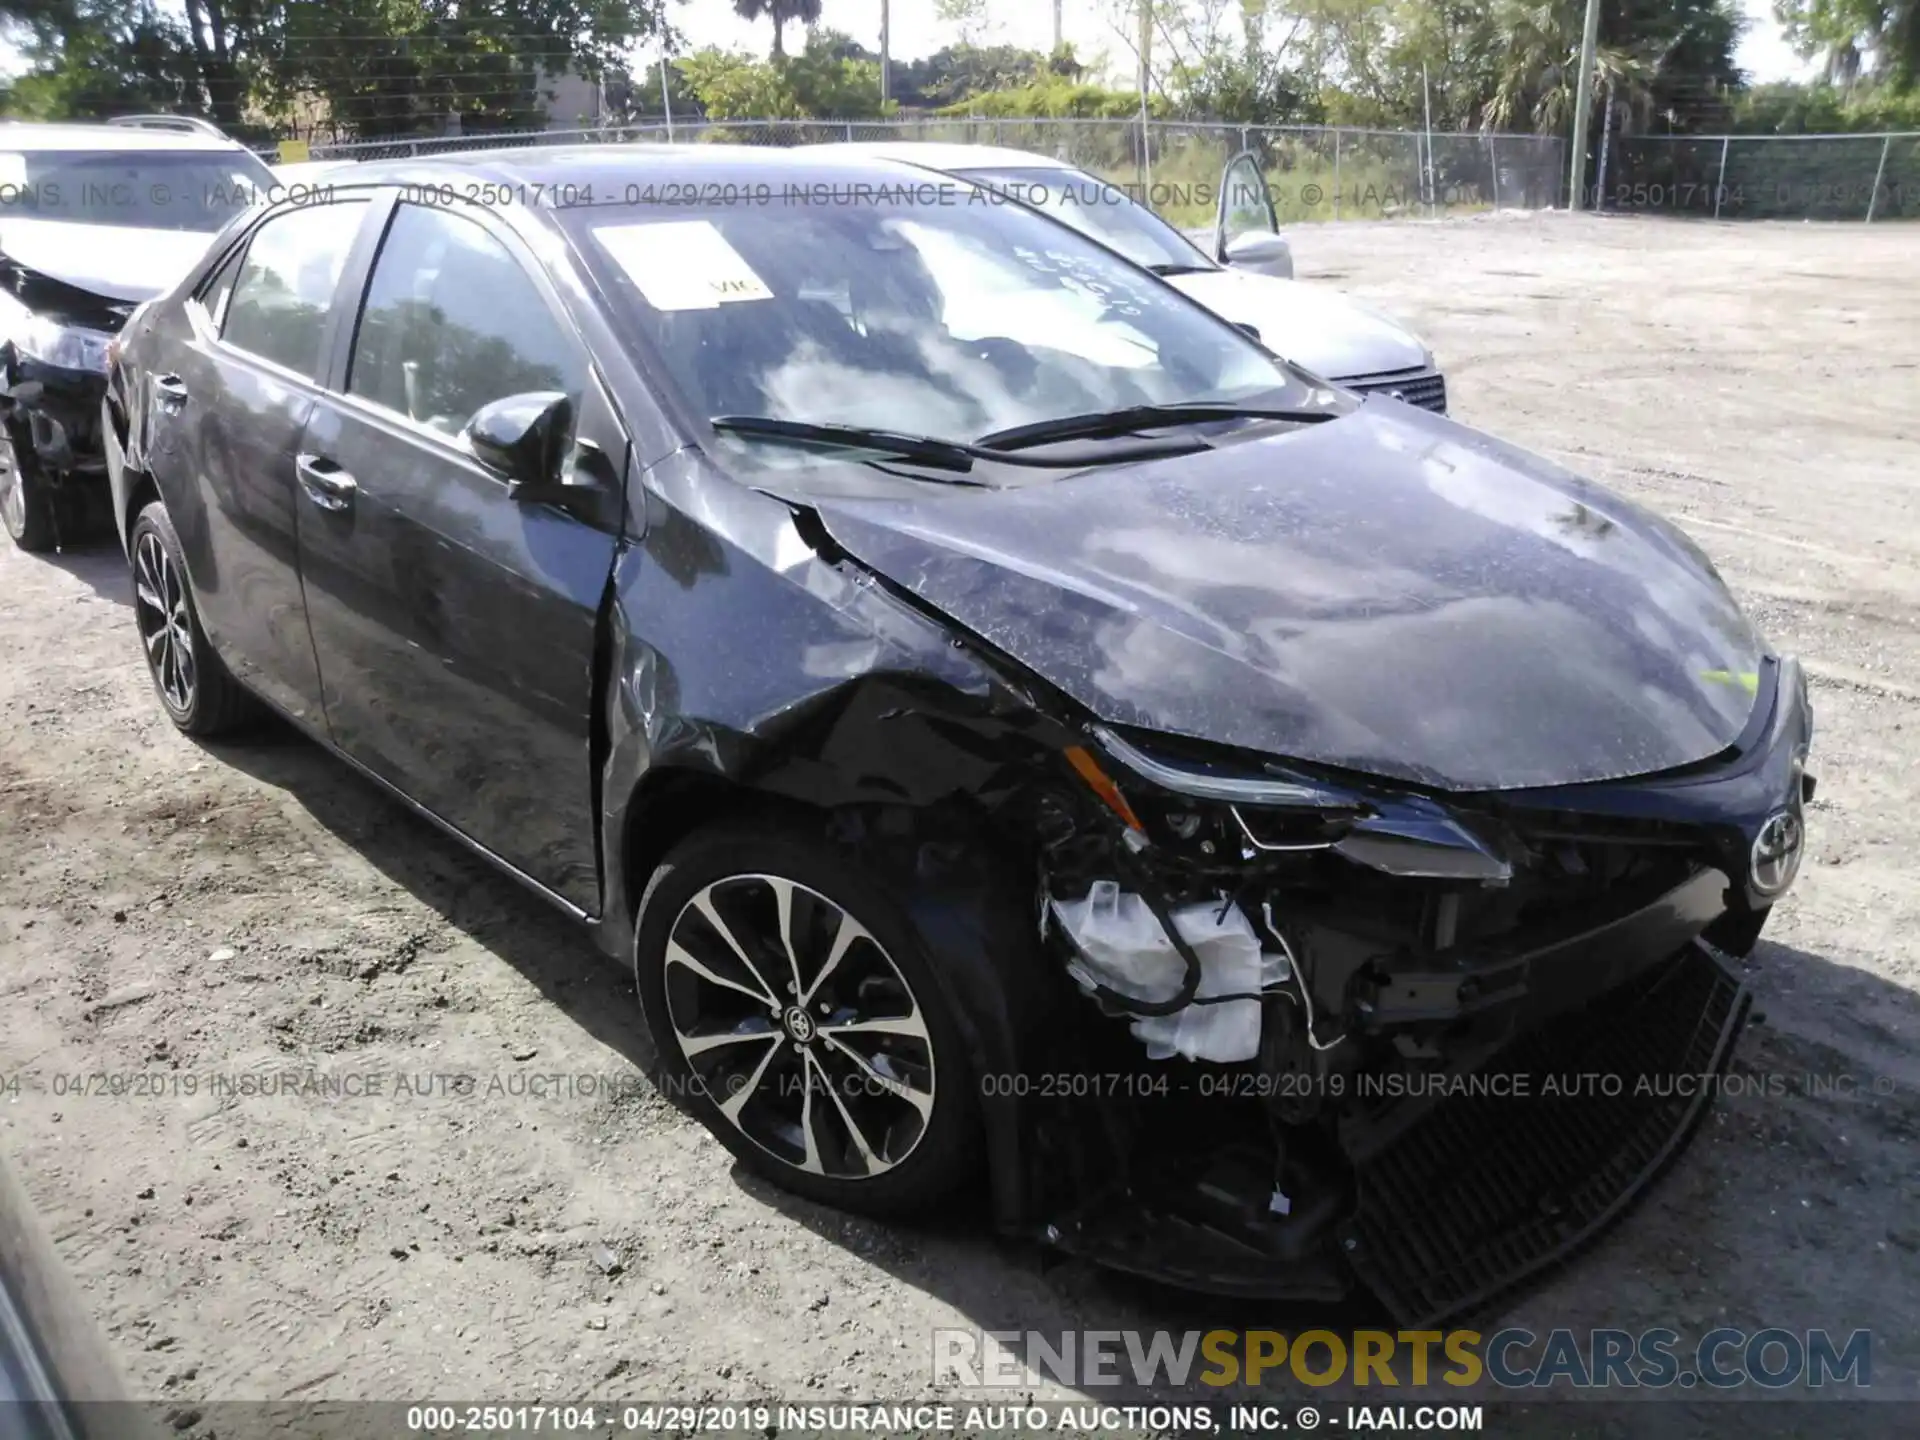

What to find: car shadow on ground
left=194, top=712, right=648, bottom=1068
left=37, top=536, right=130, bottom=609
left=195, top=713, right=1920, bottom=1419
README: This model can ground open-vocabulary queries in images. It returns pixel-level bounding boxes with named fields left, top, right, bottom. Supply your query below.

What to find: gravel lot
left=2, top=211, right=1917, bottom=1426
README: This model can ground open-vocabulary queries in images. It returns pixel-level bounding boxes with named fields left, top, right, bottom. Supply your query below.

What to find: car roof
left=807, top=141, right=1078, bottom=174
left=335, top=143, right=1011, bottom=201
left=0, top=121, right=252, bottom=154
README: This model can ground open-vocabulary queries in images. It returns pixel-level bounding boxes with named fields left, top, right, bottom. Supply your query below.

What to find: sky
left=0, top=0, right=1823, bottom=89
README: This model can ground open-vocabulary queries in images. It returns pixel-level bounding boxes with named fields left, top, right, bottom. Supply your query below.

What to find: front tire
left=128, top=500, right=258, bottom=736
left=0, top=421, right=56, bottom=552
left=635, top=818, right=981, bottom=1217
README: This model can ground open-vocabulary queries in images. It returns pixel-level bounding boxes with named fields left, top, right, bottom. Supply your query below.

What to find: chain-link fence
left=275, top=116, right=1920, bottom=223
left=1603, top=132, right=1920, bottom=221
left=269, top=118, right=1568, bottom=226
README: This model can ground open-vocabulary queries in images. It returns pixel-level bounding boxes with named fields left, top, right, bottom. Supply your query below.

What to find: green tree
left=1480, top=0, right=1651, bottom=132
left=937, top=75, right=1171, bottom=117
left=1, top=0, right=672, bottom=138
left=1163, top=0, right=1318, bottom=123
left=900, top=44, right=1057, bottom=106
left=731, top=0, right=822, bottom=59
left=1776, top=0, right=1919, bottom=88
left=269, top=2, right=670, bottom=137
left=1281, top=0, right=1739, bottom=133
left=675, top=48, right=804, bottom=118
left=0, top=0, right=203, bottom=122
left=674, top=31, right=886, bottom=120
left=1733, top=75, right=1920, bottom=126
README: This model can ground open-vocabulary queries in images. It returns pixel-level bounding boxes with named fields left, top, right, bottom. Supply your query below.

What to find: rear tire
left=634, top=817, right=981, bottom=1217
left=0, top=421, right=56, bottom=552
left=128, top=500, right=258, bottom=736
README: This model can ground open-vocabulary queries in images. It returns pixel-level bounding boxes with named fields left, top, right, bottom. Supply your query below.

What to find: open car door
left=1212, top=149, right=1294, bottom=278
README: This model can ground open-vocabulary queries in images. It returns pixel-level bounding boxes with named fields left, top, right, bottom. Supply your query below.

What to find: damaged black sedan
left=104, top=147, right=1812, bottom=1326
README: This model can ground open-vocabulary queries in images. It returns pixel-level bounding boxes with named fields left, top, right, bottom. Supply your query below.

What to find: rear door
left=295, top=196, right=625, bottom=912
left=143, top=198, right=372, bottom=728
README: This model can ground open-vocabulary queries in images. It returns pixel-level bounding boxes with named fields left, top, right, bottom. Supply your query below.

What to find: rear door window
left=221, top=201, right=369, bottom=378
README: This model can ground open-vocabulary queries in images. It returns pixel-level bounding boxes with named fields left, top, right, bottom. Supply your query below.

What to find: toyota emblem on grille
left=1387, top=389, right=1406, bottom=402
left=1750, top=808, right=1804, bottom=896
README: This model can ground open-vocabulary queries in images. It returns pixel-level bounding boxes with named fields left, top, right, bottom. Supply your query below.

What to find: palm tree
left=732, top=0, right=824, bottom=59
left=1480, top=1, right=1654, bottom=134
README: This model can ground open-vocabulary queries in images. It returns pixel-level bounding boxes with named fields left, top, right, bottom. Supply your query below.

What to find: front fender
left=596, top=454, right=1079, bottom=1229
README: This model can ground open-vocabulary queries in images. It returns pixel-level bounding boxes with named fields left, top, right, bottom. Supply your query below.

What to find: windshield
left=565, top=186, right=1303, bottom=467
left=953, top=166, right=1215, bottom=273
left=0, top=149, right=279, bottom=232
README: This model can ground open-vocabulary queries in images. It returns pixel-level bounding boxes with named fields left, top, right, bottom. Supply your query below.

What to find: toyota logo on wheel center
left=783, top=1006, right=817, bottom=1044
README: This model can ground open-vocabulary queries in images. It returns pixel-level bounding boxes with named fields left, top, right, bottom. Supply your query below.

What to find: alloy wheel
left=134, top=530, right=196, bottom=713
left=663, top=874, right=936, bottom=1180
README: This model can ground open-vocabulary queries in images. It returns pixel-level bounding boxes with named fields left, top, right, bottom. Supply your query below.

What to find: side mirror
left=464, top=391, right=578, bottom=499
left=1223, top=231, right=1294, bottom=279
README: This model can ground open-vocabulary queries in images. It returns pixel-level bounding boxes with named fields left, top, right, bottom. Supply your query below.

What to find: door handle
left=295, top=453, right=357, bottom=511
left=154, top=374, right=188, bottom=407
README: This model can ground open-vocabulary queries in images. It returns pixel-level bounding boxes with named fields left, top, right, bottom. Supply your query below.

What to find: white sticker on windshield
left=592, top=220, right=774, bottom=311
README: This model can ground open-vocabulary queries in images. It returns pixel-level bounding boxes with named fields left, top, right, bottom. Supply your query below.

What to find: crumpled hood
left=1163, top=269, right=1430, bottom=383
left=0, top=219, right=219, bottom=303
left=808, top=402, right=1766, bottom=792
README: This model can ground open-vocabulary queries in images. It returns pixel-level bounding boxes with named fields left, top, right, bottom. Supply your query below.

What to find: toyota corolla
left=103, top=146, right=1811, bottom=1325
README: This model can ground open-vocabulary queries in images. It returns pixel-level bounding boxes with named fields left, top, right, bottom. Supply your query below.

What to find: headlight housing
left=13, top=313, right=114, bottom=374
left=1081, top=725, right=1512, bottom=882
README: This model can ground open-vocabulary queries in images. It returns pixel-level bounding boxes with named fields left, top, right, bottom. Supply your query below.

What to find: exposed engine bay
left=1007, top=667, right=1811, bottom=1324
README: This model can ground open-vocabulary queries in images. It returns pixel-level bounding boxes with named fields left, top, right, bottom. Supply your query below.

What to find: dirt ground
left=2, top=211, right=1918, bottom=1427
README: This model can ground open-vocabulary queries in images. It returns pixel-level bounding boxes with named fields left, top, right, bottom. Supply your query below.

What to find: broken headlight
left=1089, top=724, right=1357, bottom=812
left=1078, top=724, right=1368, bottom=859
left=1072, top=725, right=1513, bottom=884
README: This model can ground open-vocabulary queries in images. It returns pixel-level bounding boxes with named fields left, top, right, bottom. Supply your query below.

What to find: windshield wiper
left=1147, top=262, right=1216, bottom=277
left=712, top=415, right=980, bottom=474
left=974, top=402, right=1340, bottom=453
left=710, top=415, right=1206, bottom=475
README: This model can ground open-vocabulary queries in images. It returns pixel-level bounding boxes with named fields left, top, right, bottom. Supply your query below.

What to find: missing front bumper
left=1040, top=941, right=1750, bottom=1324
left=1344, top=940, right=1749, bottom=1327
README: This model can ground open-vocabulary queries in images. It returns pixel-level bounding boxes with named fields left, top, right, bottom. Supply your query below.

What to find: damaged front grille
left=1341, top=942, right=1750, bottom=1328
left=1341, top=367, right=1447, bottom=414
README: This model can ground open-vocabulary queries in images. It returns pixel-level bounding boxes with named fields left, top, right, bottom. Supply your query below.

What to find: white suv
left=0, top=116, right=278, bottom=550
